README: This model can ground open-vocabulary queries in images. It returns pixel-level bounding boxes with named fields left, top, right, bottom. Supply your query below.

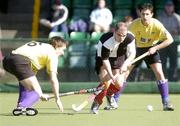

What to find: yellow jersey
left=12, top=41, right=58, bottom=74
left=129, top=18, right=171, bottom=48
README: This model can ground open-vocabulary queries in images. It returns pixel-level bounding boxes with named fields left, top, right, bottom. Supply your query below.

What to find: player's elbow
left=130, top=49, right=136, bottom=60
left=168, top=35, right=174, bottom=44
left=131, top=53, right=136, bottom=61
left=133, top=53, right=136, bottom=60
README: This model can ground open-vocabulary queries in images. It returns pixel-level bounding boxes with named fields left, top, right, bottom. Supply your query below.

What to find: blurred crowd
left=39, top=0, right=180, bottom=34
left=40, top=0, right=113, bottom=34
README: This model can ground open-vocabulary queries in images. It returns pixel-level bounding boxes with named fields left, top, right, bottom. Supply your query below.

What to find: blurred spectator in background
left=0, top=25, right=5, bottom=77
left=89, top=0, right=113, bottom=33
left=69, top=18, right=88, bottom=32
left=157, top=0, right=180, bottom=81
left=40, top=0, right=69, bottom=34
left=123, top=15, right=133, bottom=27
left=132, top=3, right=142, bottom=19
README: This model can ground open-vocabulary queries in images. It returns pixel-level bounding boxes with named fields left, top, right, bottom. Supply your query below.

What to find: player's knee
left=114, top=75, right=124, bottom=87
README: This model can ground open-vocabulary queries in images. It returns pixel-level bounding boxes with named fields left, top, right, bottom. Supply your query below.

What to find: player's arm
left=102, top=59, right=114, bottom=80
left=149, top=27, right=173, bottom=54
left=49, top=72, right=59, bottom=100
left=49, top=71, right=64, bottom=112
left=51, top=5, right=68, bottom=27
left=101, top=46, right=115, bottom=81
left=124, top=39, right=136, bottom=66
left=156, top=30, right=173, bottom=50
left=120, top=39, right=136, bottom=74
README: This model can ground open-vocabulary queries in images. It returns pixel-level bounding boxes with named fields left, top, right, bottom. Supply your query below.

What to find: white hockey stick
left=71, top=87, right=103, bottom=112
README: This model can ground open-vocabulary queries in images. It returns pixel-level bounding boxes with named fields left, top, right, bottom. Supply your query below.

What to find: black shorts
left=134, top=47, right=161, bottom=68
left=95, top=56, right=125, bottom=74
left=3, top=54, right=35, bottom=81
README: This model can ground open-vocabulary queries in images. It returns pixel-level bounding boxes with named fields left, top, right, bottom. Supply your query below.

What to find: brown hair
left=49, top=36, right=68, bottom=48
left=114, top=22, right=128, bottom=32
left=123, top=16, right=133, bottom=23
left=139, top=3, right=154, bottom=13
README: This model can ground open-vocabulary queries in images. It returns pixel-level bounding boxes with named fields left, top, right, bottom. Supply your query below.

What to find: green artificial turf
left=0, top=93, right=180, bottom=126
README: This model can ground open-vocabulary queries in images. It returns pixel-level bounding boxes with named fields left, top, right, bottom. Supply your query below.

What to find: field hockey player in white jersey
left=90, top=22, right=136, bottom=114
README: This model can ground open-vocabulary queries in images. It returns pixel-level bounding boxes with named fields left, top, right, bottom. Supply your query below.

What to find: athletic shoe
left=90, top=101, right=100, bottom=114
left=163, top=103, right=174, bottom=111
left=12, top=108, right=38, bottom=116
left=104, top=105, right=118, bottom=110
left=104, top=95, right=118, bottom=110
left=12, top=108, right=26, bottom=116
left=26, top=108, right=38, bottom=116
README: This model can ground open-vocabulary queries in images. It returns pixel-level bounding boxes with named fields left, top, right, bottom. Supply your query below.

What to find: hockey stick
left=71, top=51, right=149, bottom=112
left=72, top=75, right=118, bottom=112
left=48, top=86, right=104, bottom=100
left=130, top=51, right=149, bottom=64
left=71, top=89, right=103, bottom=112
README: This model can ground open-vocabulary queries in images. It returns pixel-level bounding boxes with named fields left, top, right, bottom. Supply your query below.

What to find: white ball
left=147, top=105, right=153, bottom=112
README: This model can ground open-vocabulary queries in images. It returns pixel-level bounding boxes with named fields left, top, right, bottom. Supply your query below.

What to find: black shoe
left=12, top=108, right=38, bottom=116
left=163, top=103, right=174, bottom=111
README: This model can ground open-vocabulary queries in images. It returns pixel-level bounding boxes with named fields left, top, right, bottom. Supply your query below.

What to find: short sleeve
left=156, top=20, right=171, bottom=41
left=46, top=53, right=58, bottom=74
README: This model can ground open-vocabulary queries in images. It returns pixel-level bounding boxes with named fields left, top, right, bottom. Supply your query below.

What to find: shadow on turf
left=0, top=111, right=91, bottom=116
left=38, top=112, right=91, bottom=116
left=36, top=107, right=93, bottom=115
left=0, top=113, right=13, bottom=116
left=0, top=108, right=92, bottom=116
left=0, top=108, right=170, bottom=116
left=37, top=107, right=82, bottom=111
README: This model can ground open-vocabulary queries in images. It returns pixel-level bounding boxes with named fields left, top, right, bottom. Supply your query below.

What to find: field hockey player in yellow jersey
left=114, top=3, right=174, bottom=111
left=3, top=36, right=67, bottom=116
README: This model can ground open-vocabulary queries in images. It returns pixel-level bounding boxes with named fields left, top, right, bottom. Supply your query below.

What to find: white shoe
left=90, top=101, right=99, bottom=114
left=163, top=103, right=174, bottom=111
left=104, top=95, right=118, bottom=110
left=12, top=107, right=38, bottom=116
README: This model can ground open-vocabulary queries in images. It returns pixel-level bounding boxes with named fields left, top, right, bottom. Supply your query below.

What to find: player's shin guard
left=94, top=82, right=109, bottom=105
left=103, top=83, right=120, bottom=110
left=157, top=79, right=169, bottom=105
left=17, top=83, right=26, bottom=106
left=107, top=83, right=121, bottom=97
left=18, top=91, right=40, bottom=108
left=113, top=82, right=127, bottom=103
